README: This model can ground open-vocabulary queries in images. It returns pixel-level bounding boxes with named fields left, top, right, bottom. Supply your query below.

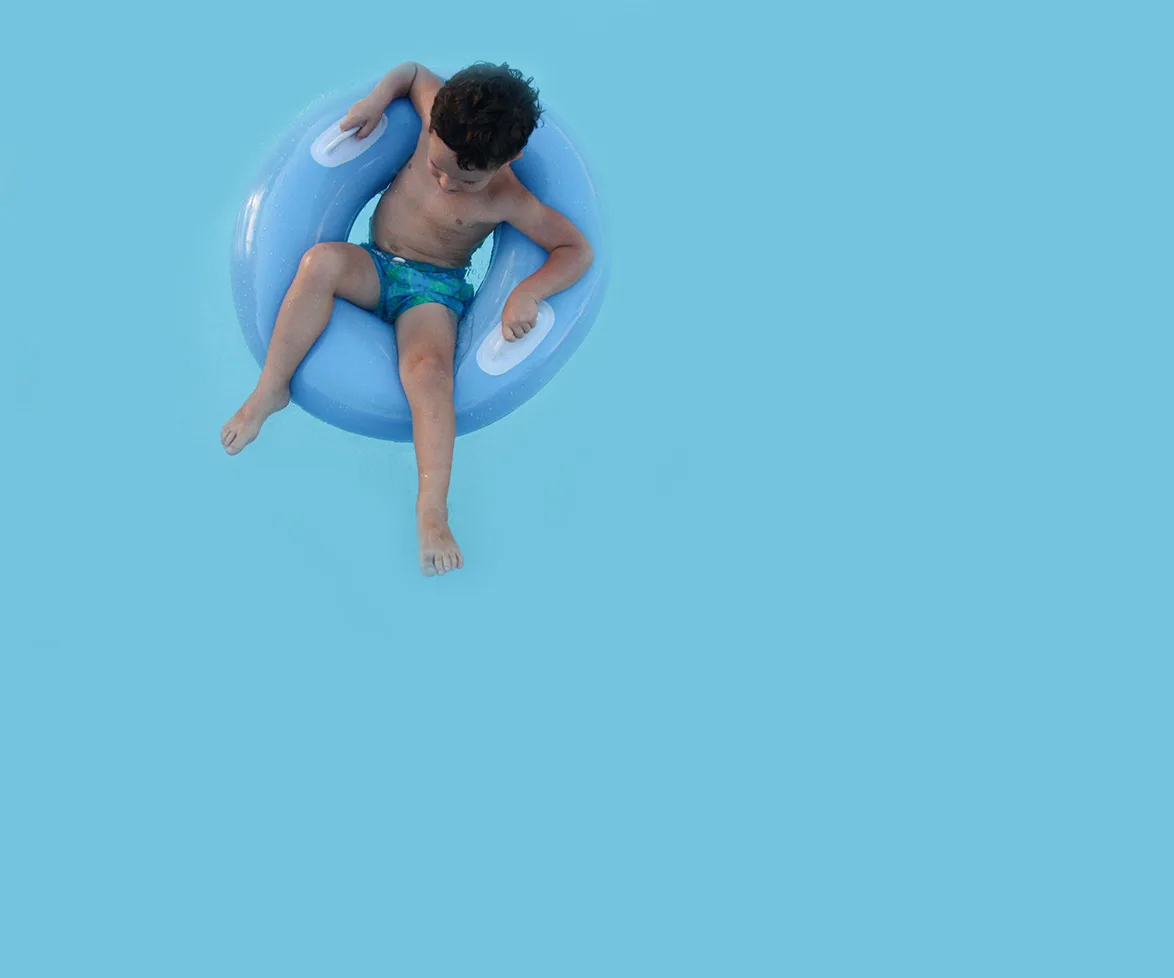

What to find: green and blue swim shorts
left=360, top=242, right=476, bottom=325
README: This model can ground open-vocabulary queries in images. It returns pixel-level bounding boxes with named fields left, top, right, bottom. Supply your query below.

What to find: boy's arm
left=343, top=62, right=444, bottom=136
left=368, top=62, right=445, bottom=120
left=499, top=185, right=595, bottom=339
left=504, top=187, right=594, bottom=302
left=365, top=62, right=419, bottom=110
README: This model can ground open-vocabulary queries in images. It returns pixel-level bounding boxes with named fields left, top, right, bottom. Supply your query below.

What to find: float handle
left=325, top=126, right=361, bottom=154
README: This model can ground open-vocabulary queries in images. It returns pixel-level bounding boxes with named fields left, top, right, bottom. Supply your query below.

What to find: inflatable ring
left=230, top=76, right=608, bottom=441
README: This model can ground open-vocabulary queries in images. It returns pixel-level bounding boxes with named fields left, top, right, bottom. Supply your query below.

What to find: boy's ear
left=510, top=150, right=524, bottom=162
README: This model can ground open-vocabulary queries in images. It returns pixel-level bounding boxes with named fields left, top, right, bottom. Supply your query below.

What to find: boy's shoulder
left=486, top=163, right=539, bottom=218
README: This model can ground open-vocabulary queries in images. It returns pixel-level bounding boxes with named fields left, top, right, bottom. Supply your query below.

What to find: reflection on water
left=466, top=233, right=494, bottom=291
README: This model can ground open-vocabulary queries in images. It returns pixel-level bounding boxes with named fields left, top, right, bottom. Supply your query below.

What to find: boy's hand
left=339, top=97, right=384, bottom=140
left=501, top=292, right=540, bottom=341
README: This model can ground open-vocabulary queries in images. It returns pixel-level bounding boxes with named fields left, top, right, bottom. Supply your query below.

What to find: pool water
left=2, top=2, right=1170, bottom=976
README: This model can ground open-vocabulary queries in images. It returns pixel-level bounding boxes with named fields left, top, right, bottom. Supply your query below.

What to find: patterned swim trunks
left=361, top=242, right=476, bottom=325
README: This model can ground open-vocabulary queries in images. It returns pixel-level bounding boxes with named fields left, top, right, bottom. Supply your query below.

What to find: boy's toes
left=417, top=513, right=462, bottom=577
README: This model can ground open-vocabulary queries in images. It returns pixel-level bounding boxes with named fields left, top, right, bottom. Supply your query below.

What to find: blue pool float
left=230, top=77, right=608, bottom=441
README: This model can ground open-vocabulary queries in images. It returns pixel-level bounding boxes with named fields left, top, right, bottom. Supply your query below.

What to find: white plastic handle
left=311, top=116, right=387, bottom=167
left=324, top=126, right=360, bottom=154
left=493, top=326, right=547, bottom=358
left=476, top=301, right=556, bottom=376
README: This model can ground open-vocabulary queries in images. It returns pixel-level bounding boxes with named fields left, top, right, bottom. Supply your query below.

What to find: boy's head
left=427, top=62, right=542, bottom=193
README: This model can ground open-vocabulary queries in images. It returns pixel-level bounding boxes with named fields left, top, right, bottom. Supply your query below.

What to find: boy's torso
left=370, top=129, right=516, bottom=269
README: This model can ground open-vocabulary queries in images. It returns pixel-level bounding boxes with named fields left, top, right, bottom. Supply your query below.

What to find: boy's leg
left=221, top=242, right=381, bottom=455
left=394, top=301, right=464, bottom=576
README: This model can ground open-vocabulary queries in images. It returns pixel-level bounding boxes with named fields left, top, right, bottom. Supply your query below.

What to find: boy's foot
left=221, top=385, right=290, bottom=455
left=418, top=504, right=463, bottom=576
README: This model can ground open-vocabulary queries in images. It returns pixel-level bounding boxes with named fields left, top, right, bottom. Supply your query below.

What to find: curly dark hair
left=430, top=62, right=543, bottom=172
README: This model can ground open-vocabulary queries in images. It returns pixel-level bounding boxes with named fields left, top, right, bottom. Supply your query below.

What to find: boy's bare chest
left=376, top=157, right=497, bottom=247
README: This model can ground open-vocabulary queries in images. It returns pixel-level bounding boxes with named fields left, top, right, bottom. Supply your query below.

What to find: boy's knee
left=298, top=242, right=349, bottom=286
left=400, top=351, right=452, bottom=388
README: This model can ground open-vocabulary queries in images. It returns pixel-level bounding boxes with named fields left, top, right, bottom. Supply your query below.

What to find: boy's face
left=425, top=132, right=518, bottom=194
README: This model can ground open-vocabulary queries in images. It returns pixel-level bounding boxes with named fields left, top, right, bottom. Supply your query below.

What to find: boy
left=221, top=62, right=594, bottom=576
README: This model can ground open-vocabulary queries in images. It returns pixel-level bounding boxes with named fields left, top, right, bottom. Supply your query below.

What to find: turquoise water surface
left=2, top=1, right=1170, bottom=975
